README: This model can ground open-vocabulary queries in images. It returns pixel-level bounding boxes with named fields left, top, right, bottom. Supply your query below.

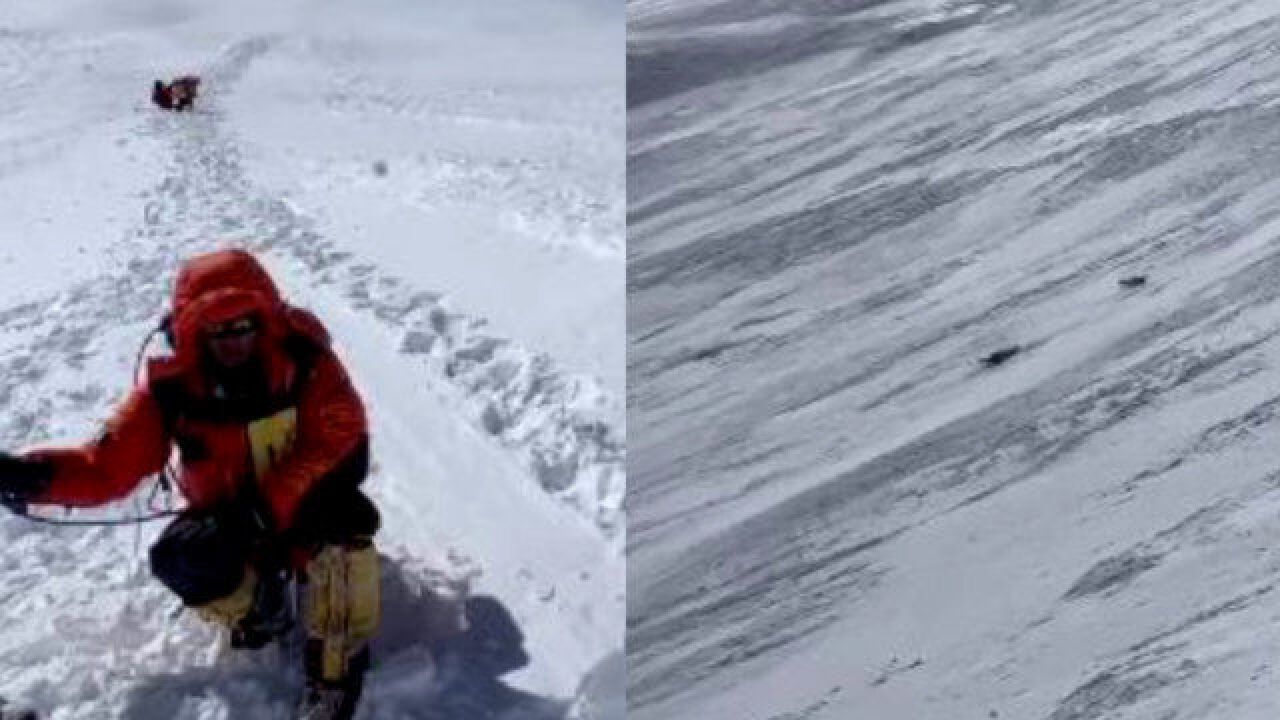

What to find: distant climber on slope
left=0, top=249, right=379, bottom=720
left=152, top=75, right=201, bottom=111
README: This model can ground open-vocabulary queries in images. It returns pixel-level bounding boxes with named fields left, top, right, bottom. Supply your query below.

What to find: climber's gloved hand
left=0, top=453, right=53, bottom=515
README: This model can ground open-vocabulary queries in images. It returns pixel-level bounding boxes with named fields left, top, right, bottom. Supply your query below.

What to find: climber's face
left=205, top=315, right=260, bottom=368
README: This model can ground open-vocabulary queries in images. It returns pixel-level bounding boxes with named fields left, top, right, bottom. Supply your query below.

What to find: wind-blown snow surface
left=630, top=1, right=1280, bottom=719
left=0, top=0, right=623, bottom=717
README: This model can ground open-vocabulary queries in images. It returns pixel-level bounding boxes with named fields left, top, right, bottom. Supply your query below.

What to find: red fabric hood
left=166, top=249, right=293, bottom=389
left=171, top=249, right=285, bottom=355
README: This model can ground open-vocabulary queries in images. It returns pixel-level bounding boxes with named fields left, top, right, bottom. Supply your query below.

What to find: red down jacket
left=28, top=249, right=368, bottom=533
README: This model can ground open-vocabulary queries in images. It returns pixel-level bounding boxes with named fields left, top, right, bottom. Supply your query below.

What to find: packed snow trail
left=0, top=3, right=623, bottom=718
left=630, top=0, right=1280, bottom=719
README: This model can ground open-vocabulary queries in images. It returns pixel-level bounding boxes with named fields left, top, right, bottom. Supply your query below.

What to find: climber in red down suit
left=152, top=75, right=201, bottom=111
left=0, top=249, right=379, bottom=720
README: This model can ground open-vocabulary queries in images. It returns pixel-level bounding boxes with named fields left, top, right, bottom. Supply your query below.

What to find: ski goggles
left=206, top=316, right=259, bottom=340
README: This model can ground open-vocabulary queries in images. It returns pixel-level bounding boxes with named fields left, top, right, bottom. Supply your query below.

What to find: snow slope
left=629, top=1, right=1280, bottom=719
left=0, top=1, right=623, bottom=717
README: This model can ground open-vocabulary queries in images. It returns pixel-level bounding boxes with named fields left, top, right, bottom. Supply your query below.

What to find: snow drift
left=629, top=0, right=1280, bottom=718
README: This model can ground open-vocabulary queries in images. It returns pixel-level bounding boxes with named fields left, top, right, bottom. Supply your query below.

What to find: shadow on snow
left=119, top=554, right=569, bottom=719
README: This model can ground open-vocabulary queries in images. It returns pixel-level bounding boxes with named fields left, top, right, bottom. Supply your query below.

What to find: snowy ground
left=0, top=1, right=623, bottom=718
left=629, top=1, right=1280, bottom=719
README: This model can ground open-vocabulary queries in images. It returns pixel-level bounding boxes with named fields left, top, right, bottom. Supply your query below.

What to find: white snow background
left=629, top=0, right=1280, bottom=719
left=0, top=0, right=624, bottom=717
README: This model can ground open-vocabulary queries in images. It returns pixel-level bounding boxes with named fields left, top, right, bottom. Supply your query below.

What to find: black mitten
left=0, top=453, right=53, bottom=515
